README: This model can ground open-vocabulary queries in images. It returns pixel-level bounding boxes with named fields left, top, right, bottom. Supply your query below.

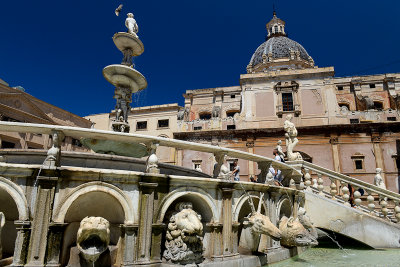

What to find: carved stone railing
left=287, top=160, right=400, bottom=223
left=0, top=121, right=302, bottom=183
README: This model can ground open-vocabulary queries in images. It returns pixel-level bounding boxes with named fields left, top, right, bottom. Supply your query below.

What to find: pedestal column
left=11, top=221, right=31, bottom=267
left=135, top=182, right=157, bottom=265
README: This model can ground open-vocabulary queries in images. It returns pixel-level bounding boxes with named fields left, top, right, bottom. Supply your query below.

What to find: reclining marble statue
left=67, top=216, right=117, bottom=267
left=163, top=202, right=204, bottom=265
left=283, top=114, right=303, bottom=161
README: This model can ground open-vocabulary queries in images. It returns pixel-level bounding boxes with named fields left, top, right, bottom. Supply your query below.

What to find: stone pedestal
left=26, top=176, right=58, bottom=267
left=135, top=182, right=158, bottom=265
left=11, top=221, right=31, bottom=267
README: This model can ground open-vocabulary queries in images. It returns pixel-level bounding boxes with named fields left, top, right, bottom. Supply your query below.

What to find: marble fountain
left=2, top=10, right=375, bottom=267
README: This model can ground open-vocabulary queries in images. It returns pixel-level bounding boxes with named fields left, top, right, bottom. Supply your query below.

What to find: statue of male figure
left=283, top=114, right=302, bottom=161
left=125, top=13, right=139, bottom=38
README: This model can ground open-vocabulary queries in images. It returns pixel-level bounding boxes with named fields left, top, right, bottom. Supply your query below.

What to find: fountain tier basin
left=81, top=138, right=149, bottom=158
left=113, top=32, right=144, bottom=56
left=103, top=65, right=147, bottom=93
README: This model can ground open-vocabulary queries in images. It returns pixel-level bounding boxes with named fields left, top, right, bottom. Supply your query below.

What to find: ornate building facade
left=90, top=13, right=400, bottom=192
left=0, top=80, right=92, bottom=151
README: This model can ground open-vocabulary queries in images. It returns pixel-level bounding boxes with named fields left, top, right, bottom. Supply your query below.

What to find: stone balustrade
left=288, top=161, right=400, bottom=223
left=0, top=121, right=302, bottom=183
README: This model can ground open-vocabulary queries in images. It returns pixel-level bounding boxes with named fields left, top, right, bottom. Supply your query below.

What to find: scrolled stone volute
left=279, top=216, right=318, bottom=247
left=163, top=202, right=204, bottom=265
left=76, top=216, right=111, bottom=263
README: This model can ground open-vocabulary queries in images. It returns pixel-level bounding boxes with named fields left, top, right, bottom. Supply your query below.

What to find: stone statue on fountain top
left=283, top=114, right=303, bottom=161
left=125, top=13, right=139, bottom=38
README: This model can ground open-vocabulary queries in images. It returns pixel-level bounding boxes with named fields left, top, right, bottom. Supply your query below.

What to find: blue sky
left=0, top=0, right=399, bottom=117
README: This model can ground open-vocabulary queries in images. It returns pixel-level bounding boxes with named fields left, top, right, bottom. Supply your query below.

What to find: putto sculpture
left=279, top=216, right=318, bottom=247
left=43, top=131, right=62, bottom=169
left=283, top=114, right=303, bottom=161
left=163, top=202, right=204, bottom=265
left=125, top=13, right=139, bottom=38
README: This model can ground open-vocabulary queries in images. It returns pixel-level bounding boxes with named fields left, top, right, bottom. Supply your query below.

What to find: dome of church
left=249, top=36, right=311, bottom=67
left=247, top=12, right=314, bottom=73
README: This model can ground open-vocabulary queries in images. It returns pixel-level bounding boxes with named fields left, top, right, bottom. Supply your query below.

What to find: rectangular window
left=350, top=119, right=360, bottom=124
left=194, top=126, right=202, bottom=130
left=136, top=121, right=147, bottom=130
left=337, top=86, right=344, bottom=91
left=282, top=93, right=294, bottom=111
left=157, top=119, right=169, bottom=128
left=231, top=94, right=236, bottom=98
left=369, top=84, right=376, bottom=88
left=388, top=117, right=397, bottom=121
left=227, top=125, right=236, bottom=130
left=355, top=160, right=363, bottom=170
left=199, top=113, right=211, bottom=120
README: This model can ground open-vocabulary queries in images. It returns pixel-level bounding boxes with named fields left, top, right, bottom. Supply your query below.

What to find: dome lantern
left=266, top=11, right=286, bottom=38
left=247, top=12, right=315, bottom=73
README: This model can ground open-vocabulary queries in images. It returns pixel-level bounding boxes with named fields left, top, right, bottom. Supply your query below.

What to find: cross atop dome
left=266, top=11, right=286, bottom=39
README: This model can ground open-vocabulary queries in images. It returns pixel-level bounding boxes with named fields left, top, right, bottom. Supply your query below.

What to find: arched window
left=274, top=25, right=279, bottom=33
left=199, top=112, right=211, bottom=120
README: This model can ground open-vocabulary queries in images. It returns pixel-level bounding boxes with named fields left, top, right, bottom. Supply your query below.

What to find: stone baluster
left=317, top=173, right=324, bottom=196
left=366, top=190, right=375, bottom=214
left=341, top=182, right=351, bottom=207
left=379, top=197, right=389, bottom=219
left=394, top=201, right=400, bottom=223
left=329, top=177, right=337, bottom=200
left=353, top=186, right=362, bottom=208
left=312, top=175, right=318, bottom=189
left=303, top=168, right=311, bottom=190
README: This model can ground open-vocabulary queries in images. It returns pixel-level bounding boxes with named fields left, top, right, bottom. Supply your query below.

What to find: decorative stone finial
left=125, top=13, right=139, bottom=38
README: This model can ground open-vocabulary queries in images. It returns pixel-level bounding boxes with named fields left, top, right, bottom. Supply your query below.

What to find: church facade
left=88, top=13, right=400, bottom=192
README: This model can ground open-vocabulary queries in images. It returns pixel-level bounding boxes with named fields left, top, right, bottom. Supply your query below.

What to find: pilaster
left=26, top=175, right=58, bottom=267
left=135, top=182, right=158, bottom=265
left=45, top=223, right=68, bottom=267
left=121, top=224, right=139, bottom=267
left=220, top=185, right=237, bottom=258
left=11, top=220, right=31, bottom=267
